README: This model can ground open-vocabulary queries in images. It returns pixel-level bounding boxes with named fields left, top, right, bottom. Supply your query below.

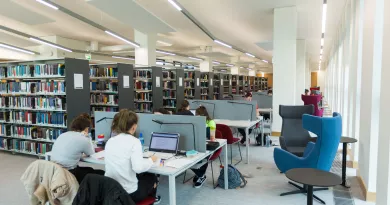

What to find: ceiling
left=0, top=0, right=347, bottom=72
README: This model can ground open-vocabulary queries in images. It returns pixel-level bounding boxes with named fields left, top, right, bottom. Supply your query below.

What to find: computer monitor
left=190, top=110, right=196, bottom=115
left=149, top=132, right=180, bottom=153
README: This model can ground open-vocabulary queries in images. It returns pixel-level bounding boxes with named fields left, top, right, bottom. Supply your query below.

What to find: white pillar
left=230, top=67, right=239, bottom=75
left=200, top=59, right=212, bottom=72
left=376, top=0, right=390, bottom=203
left=358, top=0, right=383, bottom=197
left=134, top=30, right=156, bottom=66
left=305, top=57, right=311, bottom=89
left=272, top=6, right=297, bottom=132
left=296, top=39, right=306, bottom=105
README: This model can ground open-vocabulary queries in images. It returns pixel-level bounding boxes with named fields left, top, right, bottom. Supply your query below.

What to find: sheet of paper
left=196, top=78, right=200, bottom=86
left=123, top=75, right=130, bottom=88
left=74, top=74, right=83, bottom=89
left=221, top=80, right=223, bottom=85
left=91, top=150, right=105, bottom=159
left=165, top=158, right=193, bottom=168
left=156, top=77, right=161, bottom=87
left=210, top=79, right=213, bottom=86
left=230, top=79, right=232, bottom=86
left=179, top=77, right=183, bottom=87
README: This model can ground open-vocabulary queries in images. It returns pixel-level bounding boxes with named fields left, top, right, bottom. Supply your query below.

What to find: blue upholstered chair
left=274, top=112, right=342, bottom=204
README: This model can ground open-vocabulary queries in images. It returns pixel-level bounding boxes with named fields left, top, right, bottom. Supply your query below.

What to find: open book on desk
left=91, top=150, right=105, bottom=160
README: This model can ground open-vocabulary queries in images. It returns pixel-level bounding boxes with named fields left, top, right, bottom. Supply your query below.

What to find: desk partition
left=188, top=100, right=257, bottom=121
left=94, top=111, right=207, bottom=152
left=253, top=92, right=272, bottom=109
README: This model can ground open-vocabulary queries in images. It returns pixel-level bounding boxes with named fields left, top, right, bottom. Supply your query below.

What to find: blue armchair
left=273, top=112, right=342, bottom=204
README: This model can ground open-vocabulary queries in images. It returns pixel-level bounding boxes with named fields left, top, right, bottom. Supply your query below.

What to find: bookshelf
left=260, top=77, right=268, bottom=90
left=0, top=58, right=90, bottom=157
left=232, top=75, right=238, bottom=94
left=134, top=67, right=162, bottom=113
left=222, top=74, right=232, bottom=97
left=213, top=73, right=221, bottom=100
left=238, top=75, right=244, bottom=95
left=162, top=69, right=185, bottom=112
left=244, top=76, right=249, bottom=91
left=200, top=72, right=214, bottom=100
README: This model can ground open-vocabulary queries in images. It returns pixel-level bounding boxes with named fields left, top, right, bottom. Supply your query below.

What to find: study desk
left=214, top=119, right=261, bottom=164
left=46, top=139, right=228, bottom=205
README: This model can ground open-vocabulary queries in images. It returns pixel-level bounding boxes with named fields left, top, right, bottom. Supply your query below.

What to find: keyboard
left=143, top=151, right=175, bottom=160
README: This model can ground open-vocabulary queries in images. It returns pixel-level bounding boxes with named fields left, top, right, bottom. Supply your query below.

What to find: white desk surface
left=258, top=108, right=272, bottom=112
left=214, top=119, right=261, bottom=129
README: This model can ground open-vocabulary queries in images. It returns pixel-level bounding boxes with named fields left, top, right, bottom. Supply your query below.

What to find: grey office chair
left=279, top=105, right=314, bottom=157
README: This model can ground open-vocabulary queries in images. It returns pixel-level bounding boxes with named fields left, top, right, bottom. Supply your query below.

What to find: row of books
left=201, top=82, right=209, bottom=87
left=135, top=93, right=152, bottom=101
left=163, top=99, right=176, bottom=108
left=184, top=72, right=194, bottom=79
left=163, top=90, right=176, bottom=98
left=8, top=139, right=52, bottom=154
left=134, top=70, right=152, bottom=79
left=134, top=82, right=152, bottom=90
left=163, top=81, right=176, bottom=89
left=90, top=81, right=118, bottom=92
left=135, top=103, right=152, bottom=113
left=0, top=138, right=7, bottom=149
left=162, top=71, right=176, bottom=79
left=184, top=81, right=194, bottom=88
left=184, top=90, right=194, bottom=97
left=0, top=64, right=64, bottom=78
left=0, top=124, right=64, bottom=141
left=201, top=74, right=209, bottom=80
left=91, top=107, right=119, bottom=113
left=90, top=94, right=118, bottom=105
left=90, top=67, right=118, bottom=78
left=0, top=96, right=66, bottom=110
left=0, top=81, right=66, bottom=94
left=0, top=111, right=67, bottom=126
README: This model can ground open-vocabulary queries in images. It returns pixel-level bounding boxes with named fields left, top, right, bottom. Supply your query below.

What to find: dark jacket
left=72, top=174, right=136, bottom=205
left=176, top=110, right=194, bottom=116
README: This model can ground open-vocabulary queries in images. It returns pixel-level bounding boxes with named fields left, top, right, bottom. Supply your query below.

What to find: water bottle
left=266, top=135, right=270, bottom=147
left=139, top=133, right=145, bottom=148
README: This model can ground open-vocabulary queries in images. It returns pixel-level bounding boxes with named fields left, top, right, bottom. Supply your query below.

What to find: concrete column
left=376, top=0, right=390, bottom=203
left=272, top=6, right=297, bottom=133
left=230, top=67, right=239, bottom=75
left=200, top=59, right=212, bottom=72
left=134, top=30, right=156, bottom=66
left=358, top=0, right=383, bottom=199
left=296, top=40, right=306, bottom=105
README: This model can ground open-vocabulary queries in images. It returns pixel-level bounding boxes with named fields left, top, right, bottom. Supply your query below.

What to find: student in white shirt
left=104, top=109, right=161, bottom=204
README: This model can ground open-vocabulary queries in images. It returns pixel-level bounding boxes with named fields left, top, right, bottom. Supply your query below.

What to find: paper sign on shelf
left=179, top=77, right=183, bottom=87
left=196, top=78, right=200, bottom=86
left=156, top=77, right=161, bottom=87
left=230, top=79, right=232, bottom=85
left=123, top=75, right=130, bottom=88
left=74, top=74, right=83, bottom=89
left=221, top=80, right=223, bottom=86
left=210, top=79, right=213, bottom=86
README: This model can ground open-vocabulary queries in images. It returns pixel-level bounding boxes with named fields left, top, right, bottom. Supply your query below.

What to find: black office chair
left=279, top=105, right=314, bottom=157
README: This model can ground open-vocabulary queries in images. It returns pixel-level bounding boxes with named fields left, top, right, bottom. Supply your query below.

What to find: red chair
left=216, top=124, right=242, bottom=165
left=136, top=197, right=155, bottom=205
left=182, top=130, right=223, bottom=188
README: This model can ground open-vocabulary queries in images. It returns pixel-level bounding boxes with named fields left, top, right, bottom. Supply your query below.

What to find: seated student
left=190, top=106, right=216, bottom=188
left=105, top=109, right=161, bottom=204
left=304, top=89, right=310, bottom=96
left=237, top=92, right=260, bottom=144
left=50, top=113, right=104, bottom=183
left=176, top=100, right=194, bottom=116
left=153, top=107, right=171, bottom=115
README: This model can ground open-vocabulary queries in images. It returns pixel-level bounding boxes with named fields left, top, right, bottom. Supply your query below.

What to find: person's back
left=177, top=100, right=193, bottom=116
left=176, top=109, right=194, bottom=116
left=51, top=131, right=94, bottom=169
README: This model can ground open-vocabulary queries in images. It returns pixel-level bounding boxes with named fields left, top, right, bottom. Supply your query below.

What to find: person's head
left=195, top=106, right=212, bottom=121
left=70, top=113, right=91, bottom=136
left=111, top=109, right=138, bottom=135
left=179, top=100, right=190, bottom=112
left=305, top=89, right=309, bottom=95
left=153, top=108, right=170, bottom=115
left=244, top=91, right=252, bottom=101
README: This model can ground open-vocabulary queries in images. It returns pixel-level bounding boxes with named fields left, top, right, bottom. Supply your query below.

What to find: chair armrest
left=303, top=142, right=315, bottom=157
left=279, top=136, right=288, bottom=150
left=273, top=148, right=306, bottom=173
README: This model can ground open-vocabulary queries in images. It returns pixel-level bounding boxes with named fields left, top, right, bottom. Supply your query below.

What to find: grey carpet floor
left=0, top=138, right=374, bottom=205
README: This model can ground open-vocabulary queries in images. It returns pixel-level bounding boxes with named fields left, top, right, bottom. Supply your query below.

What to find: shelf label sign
left=230, top=79, right=232, bottom=85
left=179, top=77, right=183, bottom=87
left=74, top=74, right=83, bottom=89
left=210, top=79, right=213, bottom=86
left=123, top=75, right=130, bottom=88
left=196, top=78, right=200, bottom=86
left=156, top=77, right=161, bottom=87
left=220, top=80, right=223, bottom=86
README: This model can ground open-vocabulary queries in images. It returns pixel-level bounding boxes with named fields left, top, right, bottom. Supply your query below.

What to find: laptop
left=190, top=109, right=196, bottom=115
left=143, top=132, right=180, bottom=160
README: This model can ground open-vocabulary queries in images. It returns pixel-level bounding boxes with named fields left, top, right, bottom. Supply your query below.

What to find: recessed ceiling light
left=226, top=64, right=234, bottom=67
left=188, top=57, right=202, bottom=61
left=36, top=0, right=58, bottom=10
left=213, top=61, right=220, bottom=65
left=214, top=40, right=232, bottom=48
left=0, top=43, right=37, bottom=55
left=112, top=56, right=134, bottom=60
left=245, top=53, right=255, bottom=57
left=262, top=60, right=268, bottom=63
left=168, top=0, right=182, bottom=11
left=29, top=37, right=72, bottom=52
left=105, top=31, right=140, bottom=48
left=156, top=50, right=176, bottom=56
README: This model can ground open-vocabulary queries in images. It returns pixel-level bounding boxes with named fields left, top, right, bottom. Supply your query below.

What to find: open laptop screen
left=149, top=132, right=180, bottom=153
left=190, top=110, right=196, bottom=115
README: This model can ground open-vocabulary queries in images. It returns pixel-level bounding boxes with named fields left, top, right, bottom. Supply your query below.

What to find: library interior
left=0, top=0, right=389, bottom=205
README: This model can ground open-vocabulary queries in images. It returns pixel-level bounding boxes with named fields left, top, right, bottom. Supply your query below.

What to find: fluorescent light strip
left=36, top=0, right=59, bottom=10
left=157, top=40, right=172, bottom=46
left=246, top=68, right=252, bottom=70
left=262, top=60, right=268, bottom=63
left=105, top=31, right=140, bottom=48
left=0, top=43, right=36, bottom=55
left=188, top=57, right=202, bottom=61
left=112, top=56, right=134, bottom=60
left=29, top=37, right=72, bottom=52
left=320, top=49, right=323, bottom=55
left=156, top=50, right=176, bottom=56
left=168, top=0, right=182, bottom=11
left=245, top=53, right=255, bottom=58
left=156, top=62, right=164, bottom=65
left=214, top=40, right=232, bottom=48
left=220, top=69, right=227, bottom=72
left=213, top=61, right=220, bottom=65
left=322, top=4, right=327, bottom=33
left=321, top=38, right=324, bottom=46
left=226, top=64, right=234, bottom=67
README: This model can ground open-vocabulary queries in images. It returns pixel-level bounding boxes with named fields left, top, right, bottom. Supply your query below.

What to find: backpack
left=218, top=165, right=247, bottom=189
